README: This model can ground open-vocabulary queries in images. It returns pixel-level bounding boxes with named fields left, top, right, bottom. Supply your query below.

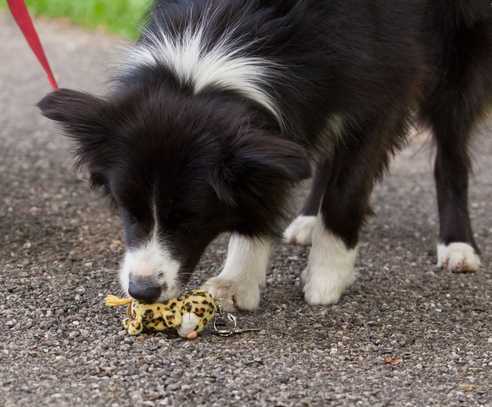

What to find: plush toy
left=105, top=289, right=217, bottom=339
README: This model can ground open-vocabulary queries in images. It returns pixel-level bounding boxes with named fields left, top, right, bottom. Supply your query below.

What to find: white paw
left=303, top=264, right=356, bottom=305
left=284, top=216, right=317, bottom=246
left=202, top=277, right=260, bottom=312
left=303, top=217, right=358, bottom=305
left=437, top=243, right=481, bottom=273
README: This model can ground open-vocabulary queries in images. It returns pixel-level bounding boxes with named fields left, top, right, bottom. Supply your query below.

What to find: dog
left=38, top=0, right=492, bottom=309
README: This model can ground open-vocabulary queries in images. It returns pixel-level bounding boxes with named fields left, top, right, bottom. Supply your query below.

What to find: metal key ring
left=213, top=312, right=238, bottom=337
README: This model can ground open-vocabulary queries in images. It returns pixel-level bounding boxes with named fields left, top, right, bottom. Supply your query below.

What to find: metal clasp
left=213, top=304, right=261, bottom=337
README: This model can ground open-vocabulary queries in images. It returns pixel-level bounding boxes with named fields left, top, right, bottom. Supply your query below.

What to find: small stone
left=80, top=329, right=90, bottom=337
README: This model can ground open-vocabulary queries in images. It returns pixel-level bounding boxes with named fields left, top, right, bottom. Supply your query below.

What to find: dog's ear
left=210, top=132, right=311, bottom=206
left=38, top=89, right=113, bottom=171
left=38, top=88, right=109, bottom=132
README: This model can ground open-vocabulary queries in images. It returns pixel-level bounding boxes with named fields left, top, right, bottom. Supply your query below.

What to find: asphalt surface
left=1, top=13, right=491, bottom=407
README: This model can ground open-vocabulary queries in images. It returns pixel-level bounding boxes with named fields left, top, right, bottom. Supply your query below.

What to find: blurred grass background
left=4, top=0, right=152, bottom=39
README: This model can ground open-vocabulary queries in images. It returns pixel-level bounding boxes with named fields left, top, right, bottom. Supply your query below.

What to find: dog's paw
left=284, top=216, right=317, bottom=246
left=437, top=243, right=481, bottom=273
left=302, top=263, right=356, bottom=305
left=202, top=277, right=260, bottom=312
left=302, top=226, right=358, bottom=305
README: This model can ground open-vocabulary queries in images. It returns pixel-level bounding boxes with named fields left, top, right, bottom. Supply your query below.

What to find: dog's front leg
left=202, top=235, right=272, bottom=311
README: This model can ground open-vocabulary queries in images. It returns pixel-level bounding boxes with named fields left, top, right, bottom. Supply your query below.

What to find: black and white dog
left=39, top=0, right=492, bottom=309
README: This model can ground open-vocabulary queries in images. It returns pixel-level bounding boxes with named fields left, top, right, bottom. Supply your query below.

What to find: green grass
left=6, top=0, right=151, bottom=39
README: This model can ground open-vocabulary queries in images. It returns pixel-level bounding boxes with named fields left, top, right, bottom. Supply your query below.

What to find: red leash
left=7, top=0, right=59, bottom=90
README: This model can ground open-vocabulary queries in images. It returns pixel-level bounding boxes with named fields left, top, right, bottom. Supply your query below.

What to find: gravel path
left=1, top=13, right=491, bottom=407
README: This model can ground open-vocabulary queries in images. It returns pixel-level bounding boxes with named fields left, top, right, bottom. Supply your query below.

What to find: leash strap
left=7, top=0, right=59, bottom=90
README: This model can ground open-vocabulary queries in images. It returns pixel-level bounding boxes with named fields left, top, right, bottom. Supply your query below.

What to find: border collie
left=39, top=1, right=492, bottom=309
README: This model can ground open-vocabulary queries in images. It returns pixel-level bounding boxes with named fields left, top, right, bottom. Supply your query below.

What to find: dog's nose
left=128, top=278, right=161, bottom=303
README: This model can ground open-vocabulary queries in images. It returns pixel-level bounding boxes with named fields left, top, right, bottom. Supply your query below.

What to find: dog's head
left=38, top=86, right=310, bottom=302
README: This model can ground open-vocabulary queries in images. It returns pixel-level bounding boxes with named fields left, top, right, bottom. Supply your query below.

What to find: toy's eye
left=157, top=272, right=165, bottom=279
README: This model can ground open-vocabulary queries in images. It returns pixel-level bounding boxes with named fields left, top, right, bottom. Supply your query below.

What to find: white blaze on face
left=119, top=201, right=181, bottom=300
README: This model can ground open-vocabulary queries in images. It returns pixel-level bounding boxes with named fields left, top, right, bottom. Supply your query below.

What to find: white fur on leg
left=202, top=235, right=272, bottom=311
left=303, top=215, right=357, bottom=305
left=284, top=216, right=317, bottom=246
left=437, top=243, right=481, bottom=273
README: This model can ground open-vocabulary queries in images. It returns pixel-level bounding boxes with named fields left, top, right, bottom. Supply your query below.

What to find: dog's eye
left=90, top=172, right=111, bottom=194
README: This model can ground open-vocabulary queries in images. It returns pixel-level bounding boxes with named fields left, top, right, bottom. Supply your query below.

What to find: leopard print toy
left=105, top=290, right=217, bottom=339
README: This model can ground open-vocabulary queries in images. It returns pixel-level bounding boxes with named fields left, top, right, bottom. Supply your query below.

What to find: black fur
left=38, top=75, right=310, bottom=280
left=39, top=0, right=492, bottom=286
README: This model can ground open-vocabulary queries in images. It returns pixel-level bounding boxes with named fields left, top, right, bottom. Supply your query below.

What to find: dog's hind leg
left=284, top=160, right=330, bottom=246
left=425, top=2, right=492, bottom=272
left=432, top=121, right=482, bottom=273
